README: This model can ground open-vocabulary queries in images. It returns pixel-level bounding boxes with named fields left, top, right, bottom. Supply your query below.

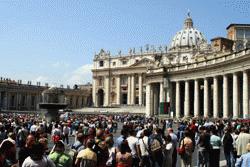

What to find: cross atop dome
left=187, top=9, right=191, bottom=18
left=184, top=10, right=193, bottom=29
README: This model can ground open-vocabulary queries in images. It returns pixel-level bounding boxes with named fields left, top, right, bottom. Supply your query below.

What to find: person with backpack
left=179, top=130, right=193, bottom=167
left=149, top=128, right=163, bottom=167
left=137, top=129, right=151, bottom=167
left=49, top=140, right=72, bottom=167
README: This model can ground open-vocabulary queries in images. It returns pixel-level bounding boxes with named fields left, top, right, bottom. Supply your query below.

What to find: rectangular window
left=121, top=76, right=128, bottom=85
left=245, top=30, right=250, bottom=39
left=122, top=60, right=127, bottom=65
left=112, top=62, right=116, bottom=66
left=11, top=95, right=15, bottom=106
left=236, top=29, right=244, bottom=39
left=99, top=61, right=104, bottom=67
left=31, top=96, right=35, bottom=106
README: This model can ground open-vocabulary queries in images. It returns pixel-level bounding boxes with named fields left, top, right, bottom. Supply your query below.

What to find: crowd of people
left=0, top=112, right=249, bottom=167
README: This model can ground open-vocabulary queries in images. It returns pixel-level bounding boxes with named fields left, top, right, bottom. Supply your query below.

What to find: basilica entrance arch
left=97, top=89, right=104, bottom=106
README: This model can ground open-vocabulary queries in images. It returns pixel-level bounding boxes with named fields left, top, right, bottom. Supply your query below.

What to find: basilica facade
left=92, top=14, right=250, bottom=118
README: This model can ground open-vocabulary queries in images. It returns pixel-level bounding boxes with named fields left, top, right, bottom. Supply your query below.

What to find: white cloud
left=51, top=61, right=70, bottom=68
left=67, top=64, right=92, bottom=85
left=34, top=76, right=49, bottom=82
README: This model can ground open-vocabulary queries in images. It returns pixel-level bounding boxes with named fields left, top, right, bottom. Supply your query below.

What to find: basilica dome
left=169, top=13, right=207, bottom=50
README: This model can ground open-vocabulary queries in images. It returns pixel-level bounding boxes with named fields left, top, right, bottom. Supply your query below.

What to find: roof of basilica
left=169, top=13, right=207, bottom=51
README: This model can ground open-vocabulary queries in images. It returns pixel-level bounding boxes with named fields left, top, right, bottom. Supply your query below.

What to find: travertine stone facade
left=0, top=80, right=92, bottom=111
left=92, top=13, right=250, bottom=118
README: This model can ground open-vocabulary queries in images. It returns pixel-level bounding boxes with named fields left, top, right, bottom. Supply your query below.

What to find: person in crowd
left=126, top=129, right=139, bottom=167
left=236, top=126, right=250, bottom=157
left=0, top=140, right=18, bottom=167
left=105, top=135, right=116, bottom=167
left=72, top=133, right=85, bottom=152
left=137, top=129, right=151, bottom=167
left=22, top=143, right=55, bottom=167
left=51, top=124, right=62, bottom=143
left=30, top=121, right=38, bottom=135
left=62, top=123, right=70, bottom=145
left=163, top=135, right=174, bottom=167
left=39, top=137, right=49, bottom=155
left=116, top=128, right=129, bottom=149
left=149, top=127, right=163, bottom=167
left=222, top=127, right=235, bottom=167
left=75, top=138, right=97, bottom=167
left=235, top=143, right=250, bottom=167
left=49, top=140, right=72, bottom=167
left=180, top=130, right=193, bottom=167
left=18, top=134, right=36, bottom=166
left=116, top=140, right=132, bottom=167
left=209, top=126, right=221, bottom=167
left=17, top=123, right=29, bottom=148
left=167, top=128, right=178, bottom=167
left=196, top=126, right=210, bottom=167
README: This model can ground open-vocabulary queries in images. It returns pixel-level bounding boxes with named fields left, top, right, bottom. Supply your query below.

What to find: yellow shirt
left=77, top=148, right=97, bottom=161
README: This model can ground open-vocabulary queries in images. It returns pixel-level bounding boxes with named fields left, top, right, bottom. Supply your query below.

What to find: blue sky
left=0, top=0, right=249, bottom=87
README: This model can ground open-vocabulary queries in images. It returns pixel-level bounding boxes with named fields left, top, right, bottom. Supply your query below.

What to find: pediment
left=130, top=58, right=157, bottom=67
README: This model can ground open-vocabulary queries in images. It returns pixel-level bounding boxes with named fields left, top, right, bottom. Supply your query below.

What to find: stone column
left=131, top=75, right=135, bottom=105
left=184, top=81, right=190, bottom=117
left=138, top=74, right=143, bottom=105
left=204, top=78, right=209, bottom=117
left=116, top=75, right=121, bottom=105
left=153, top=86, right=158, bottom=115
left=194, top=79, right=199, bottom=117
left=159, top=82, right=164, bottom=103
left=146, top=84, right=152, bottom=117
left=127, top=76, right=131, bottom=105
left=243, top=71, right=249, bottom=118
left=233, top=73, right=239, bottom=118
left=92, top=78, right=97, bottom=107
left=104, top=76, right=110, bottom=106
left=223, top=75, right=229, bottom=118
left=213, top=76, right=219, bottom=118
left=176, top=81, right=181, bottom=118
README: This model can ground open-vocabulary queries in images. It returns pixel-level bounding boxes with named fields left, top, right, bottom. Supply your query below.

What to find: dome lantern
left=169, top=12, right=207, bottom=51
left=184, top=12, right=193, bottom=29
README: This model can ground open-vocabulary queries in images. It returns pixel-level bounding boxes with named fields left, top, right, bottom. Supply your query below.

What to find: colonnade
left=175, top=71, right=249, bottom=118
left=102, top=74, right=145, bottom=106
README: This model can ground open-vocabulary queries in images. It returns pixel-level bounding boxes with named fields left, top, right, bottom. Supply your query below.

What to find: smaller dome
left=169, top=13, right=207, bottom=51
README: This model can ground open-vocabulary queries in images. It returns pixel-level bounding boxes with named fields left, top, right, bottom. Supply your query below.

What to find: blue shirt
left=235, top=152, right=250, bottom=167
left=116, top=135, right=125, bottom=148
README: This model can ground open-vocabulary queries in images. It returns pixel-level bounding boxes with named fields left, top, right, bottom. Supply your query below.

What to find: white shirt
left=138, top=136, right=149, bottom=156
left=30, top=124, right=38, bottom=133
left=22, top=156, right=55, bottom=167
left=63, top=126, right=70, bottom=135
left=127, top=136, right=138, bottom=156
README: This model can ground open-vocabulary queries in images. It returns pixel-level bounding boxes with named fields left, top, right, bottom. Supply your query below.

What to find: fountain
left=39, top=87, right=68, bottom=122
